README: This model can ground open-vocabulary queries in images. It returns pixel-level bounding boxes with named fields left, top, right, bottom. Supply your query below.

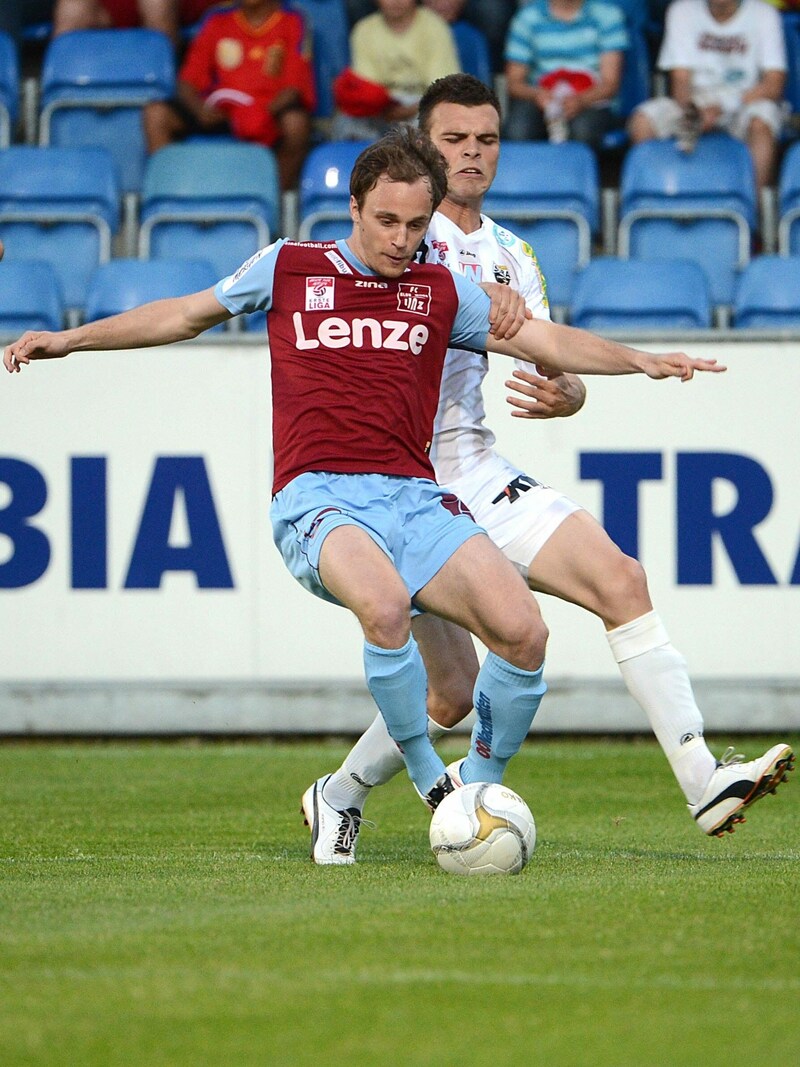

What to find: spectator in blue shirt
left=504, top=0, right=628, bottom=150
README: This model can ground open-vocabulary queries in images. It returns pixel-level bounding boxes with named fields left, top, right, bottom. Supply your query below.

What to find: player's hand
left=643, top=352, right=726, bottom=381
left=480, top=282, right=531, bottom=339
left=3, top=331, right=70, bottom=373
left=505, top=366, right=586, bottom=419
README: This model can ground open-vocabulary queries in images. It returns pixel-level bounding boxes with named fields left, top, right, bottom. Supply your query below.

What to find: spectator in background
left=51, top=1, right=227, bottom=47
left=427, top=0, right=518, bottom=75
left=53, top=0, right=181, bottom=45
left=345, top=1, right=517, bottom=74
left=627, top=0, right=787, bottom=194
left=503, top=0, right=628, bottom=151
left=142, top=0, right=315, bottom=190
left=423, top=0, right=492, bottom=82
left=332, top=0, right=460, bottom=140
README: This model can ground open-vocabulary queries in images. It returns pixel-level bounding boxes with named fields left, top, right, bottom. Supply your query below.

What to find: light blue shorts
left=271, top=471, right=484, bottom=608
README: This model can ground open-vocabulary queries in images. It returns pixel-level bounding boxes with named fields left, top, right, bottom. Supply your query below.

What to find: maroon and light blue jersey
left=215, top=239, right=492, bottom=494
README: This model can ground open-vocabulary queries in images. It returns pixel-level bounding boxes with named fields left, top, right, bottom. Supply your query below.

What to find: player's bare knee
left=495, top=612, right=548, bottom=672
left=359, top=595, right=412, bottom=648
left=599, top=553, right=651, bottom=625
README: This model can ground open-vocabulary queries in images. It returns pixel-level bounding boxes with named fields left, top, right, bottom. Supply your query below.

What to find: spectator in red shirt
left=142, top=0, right=315, bottom=190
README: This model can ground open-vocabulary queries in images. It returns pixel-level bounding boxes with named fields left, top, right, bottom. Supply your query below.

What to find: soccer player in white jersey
left=302, top=73, right=794, bottom=863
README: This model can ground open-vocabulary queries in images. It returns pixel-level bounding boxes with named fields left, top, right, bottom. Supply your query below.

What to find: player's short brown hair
left=349, top=125, right=448, bottom=212
left=417, top=73, right=502, bottom=135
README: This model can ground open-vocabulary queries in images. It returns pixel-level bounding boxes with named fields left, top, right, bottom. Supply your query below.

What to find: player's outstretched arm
left=3, top=288, right=231, bottom=373
left=487, top=317, right=726, bottom=380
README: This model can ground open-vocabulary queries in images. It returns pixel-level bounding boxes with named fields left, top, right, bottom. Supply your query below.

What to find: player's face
left=348, top=175, right=434, bottom=277
left=425, top=102, right=500, bottom=208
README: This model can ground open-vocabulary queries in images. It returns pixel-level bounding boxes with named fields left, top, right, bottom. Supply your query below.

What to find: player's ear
left=349, top=195, right=360, bottom=223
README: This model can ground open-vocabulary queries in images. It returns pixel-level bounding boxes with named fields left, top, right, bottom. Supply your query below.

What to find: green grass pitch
left=1, top=736, right=797, bottom=1066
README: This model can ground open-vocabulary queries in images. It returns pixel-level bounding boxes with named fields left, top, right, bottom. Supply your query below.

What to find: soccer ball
left=429, top=781, right=536, bottom=876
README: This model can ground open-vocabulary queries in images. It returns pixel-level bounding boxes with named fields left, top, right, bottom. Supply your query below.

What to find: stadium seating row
left=297, top=134, right=800, bottom=313
left=0, top=9, right=487, bottom=166
left=3, top=251, right=799, bottom=336
left=4, top=135, right=800, bottom=324
left=0, top=16, right=661, bottom=179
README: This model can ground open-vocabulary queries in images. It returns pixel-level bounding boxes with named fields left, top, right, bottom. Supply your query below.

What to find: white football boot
left=444, top=759, right=465, bottom=787
left=301, top=774, right=362, bottom=865
left=688, top=743, right=794, bottom=837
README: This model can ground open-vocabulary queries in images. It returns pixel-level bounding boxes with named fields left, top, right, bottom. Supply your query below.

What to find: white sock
left=324, top=715, right=451, bottom=811
left=607, top=611, right=717, bottom=805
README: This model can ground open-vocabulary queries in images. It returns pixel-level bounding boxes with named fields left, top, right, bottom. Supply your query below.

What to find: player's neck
left=438, top=194, right=483, bottom=236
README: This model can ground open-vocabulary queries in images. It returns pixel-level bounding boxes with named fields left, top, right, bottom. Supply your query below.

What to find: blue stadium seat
left=617, top=134, right=756, bottom=307
left=452, top=21, right=492, bottom=86
left=138, top=141, right=280, bottom=281
left=570, top=257, right=712, bottom=330
left=0, top=146, right=120, bottom=314
left=732, top=255, right=800, bottom=329
left=482, top=141, right=600, bottom=309
left=0, top=261, right=64, bottom=333
left=778, top=140, right=800, bottom=253
left=298, top=140, right=371, bottom=240
left=38, top=29, right=175, bottom=194
left=84, top=259, right=221, bottom=330
left=289, top=0, right=351, bottom=118
left=0, top=31, right=19, bottom=148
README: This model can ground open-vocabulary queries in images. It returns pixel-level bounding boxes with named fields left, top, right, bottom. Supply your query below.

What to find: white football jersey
left=426, top=210, right=551, bottom=487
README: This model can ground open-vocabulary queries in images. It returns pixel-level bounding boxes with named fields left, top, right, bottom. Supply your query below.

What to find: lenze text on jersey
left=292, top=312, right=431, bottom=353
left=1, top=452, right=798, bottom=590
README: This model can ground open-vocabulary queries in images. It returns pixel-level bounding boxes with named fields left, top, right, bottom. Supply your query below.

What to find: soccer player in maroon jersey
left=3, top=126, right=725, bottom=822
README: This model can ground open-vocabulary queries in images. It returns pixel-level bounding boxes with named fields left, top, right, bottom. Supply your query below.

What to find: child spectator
left=142, top=0, right=315, bottom=190
left=503, top=0, right=629, bottom=151
left=332, top=0, right=460, bottom=140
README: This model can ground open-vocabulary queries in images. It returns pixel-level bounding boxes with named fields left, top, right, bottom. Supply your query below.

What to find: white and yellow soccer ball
left=429, top=781, right=536, bottom=875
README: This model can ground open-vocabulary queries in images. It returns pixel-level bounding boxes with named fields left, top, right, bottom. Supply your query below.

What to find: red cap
left=333, top=68, right=395, bottom=118
left=538, top=68, right=596, bottom=92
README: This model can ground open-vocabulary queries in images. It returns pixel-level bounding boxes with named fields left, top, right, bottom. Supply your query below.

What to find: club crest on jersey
left=397, top=282, right=431, bottom=316
left=493, top=265, right=511, bottom=285
left=431, top=239, right=449, bottom=263
left=305, top=276, right=335, bottom=310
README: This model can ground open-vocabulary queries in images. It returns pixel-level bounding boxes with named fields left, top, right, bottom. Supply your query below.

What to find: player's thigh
left=415, top=532, right=544, bottom=652
left=319, top=524, right=410, bottom=628
left=528, top=509, right=651, bottom=626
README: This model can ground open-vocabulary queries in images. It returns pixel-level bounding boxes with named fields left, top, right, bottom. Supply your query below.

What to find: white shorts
left=634, top=95, right=785, bottom=140
left=445, top=451, right=581, bottom=577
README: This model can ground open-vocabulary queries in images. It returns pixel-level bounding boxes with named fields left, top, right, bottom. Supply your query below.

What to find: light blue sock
left=461, top=653, right=547, bottom=784
left=363, top=636, right=445, bottom=795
